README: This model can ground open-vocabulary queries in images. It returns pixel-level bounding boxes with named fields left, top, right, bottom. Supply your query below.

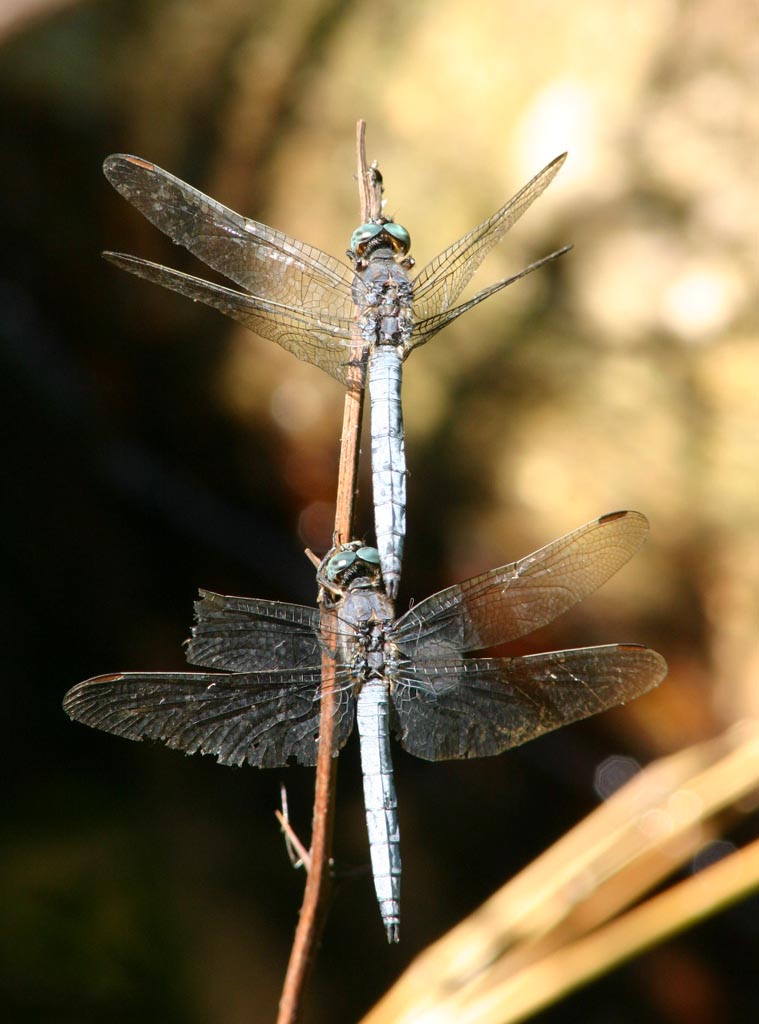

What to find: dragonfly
left=102, top=152, right=569, bottom=598
left=63, top=510, right=666, bottom=942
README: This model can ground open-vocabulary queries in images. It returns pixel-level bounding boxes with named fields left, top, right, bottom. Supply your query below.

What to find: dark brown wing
left=63, top=667, right=355, bottom=768
left=391, top=645, right=666, bottom=761
left=186, top=590, right=321, bottom=672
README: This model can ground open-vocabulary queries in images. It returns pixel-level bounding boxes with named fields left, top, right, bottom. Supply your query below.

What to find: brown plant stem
left=276, top=119, right=383, bottom=1024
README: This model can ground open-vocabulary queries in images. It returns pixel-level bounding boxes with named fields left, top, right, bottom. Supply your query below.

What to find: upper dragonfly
left=63, top=510, right=666, bottom=942
left=102, top=153, right=569, bottom=598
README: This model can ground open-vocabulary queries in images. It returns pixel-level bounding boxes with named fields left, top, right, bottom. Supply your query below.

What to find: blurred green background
left=1, top=0, right=756, bottom=1021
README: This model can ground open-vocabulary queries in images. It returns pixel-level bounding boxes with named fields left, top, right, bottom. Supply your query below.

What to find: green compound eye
left=356, top=546, right=381, bottom=565
left=383, top=221, right=411, bottom=254
left=349, top=221, right=411, bottom=256
left=350, top=222, right=383, bottom=252
left=323, top=548, right=356, bottom=581
left=325, top=549, right=357, bottom=580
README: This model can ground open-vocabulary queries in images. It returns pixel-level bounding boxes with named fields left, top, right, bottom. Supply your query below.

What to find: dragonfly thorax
left=339, top=591, right=395, bottom=681
left=354, top=261, right=414, bottom=349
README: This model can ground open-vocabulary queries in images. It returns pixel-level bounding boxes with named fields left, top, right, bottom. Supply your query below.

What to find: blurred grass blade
left=361, top=721, right=759, bottom=1024
left=442, top=837, right=759, bottom=1024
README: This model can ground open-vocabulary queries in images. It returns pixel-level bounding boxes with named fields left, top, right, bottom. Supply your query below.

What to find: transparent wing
left=103, top=155, right=356, bottom=317
left=63, top=667, right=356, bottom=769
left=392, top=511, right=649, bottom=657
left=104, top=253, right=355, bottom=384
left=391, top=645, right=667, bottom=761
left=408, top=246, right=571, bottom=353
left=186, top=590, right=321, bottom=672
left=411, top=153, right=566, bottom=321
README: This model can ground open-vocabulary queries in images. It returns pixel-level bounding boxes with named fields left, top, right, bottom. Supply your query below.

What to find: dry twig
left=276, top=119, right=383, bottom=1024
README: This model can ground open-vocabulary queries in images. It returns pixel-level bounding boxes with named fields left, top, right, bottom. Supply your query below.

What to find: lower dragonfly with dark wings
left=63, top=510, right=666, bottom=942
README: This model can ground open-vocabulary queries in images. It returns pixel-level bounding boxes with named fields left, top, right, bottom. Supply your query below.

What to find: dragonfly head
left=349, top=219, right=411, bottom=262
left=320, top=543, right=383, bottom=592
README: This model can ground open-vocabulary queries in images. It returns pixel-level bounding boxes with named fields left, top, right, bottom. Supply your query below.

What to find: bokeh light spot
left=594, top=754, right=640, bottom=799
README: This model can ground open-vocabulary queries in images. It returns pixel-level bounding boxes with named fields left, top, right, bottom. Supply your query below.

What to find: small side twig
left=304, top=548, right=321, bottom=570
left=276, top=119, right=383, bottom=1024
left=276, top=784, right=311, bottom=870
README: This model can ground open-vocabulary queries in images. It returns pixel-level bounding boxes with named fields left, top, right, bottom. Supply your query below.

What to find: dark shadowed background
left=1, top=1, right=757, bottom=1022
